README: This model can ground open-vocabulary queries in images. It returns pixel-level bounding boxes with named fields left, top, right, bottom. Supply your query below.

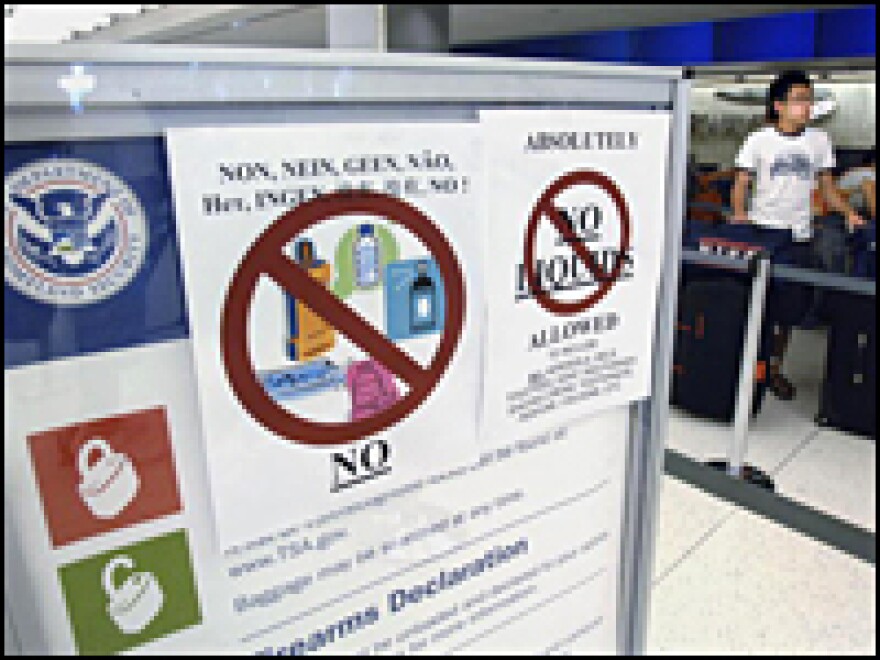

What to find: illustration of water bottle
left=354, top=223, right=380, bottom=288
left=409, top=261, right=436, bottom=333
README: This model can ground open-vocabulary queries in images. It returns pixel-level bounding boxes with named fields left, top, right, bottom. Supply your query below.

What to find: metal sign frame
left=3, top=44, right=689, bottom=656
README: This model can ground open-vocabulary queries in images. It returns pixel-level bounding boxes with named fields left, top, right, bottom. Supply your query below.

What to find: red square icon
left=28, top=407, right=183, bottom=548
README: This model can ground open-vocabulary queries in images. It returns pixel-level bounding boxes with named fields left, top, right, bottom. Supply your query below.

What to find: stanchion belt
left=681, top=249, right=876, bottom=297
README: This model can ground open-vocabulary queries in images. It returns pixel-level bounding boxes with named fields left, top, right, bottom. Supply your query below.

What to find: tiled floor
left=649, top=327, right=877, bottom=654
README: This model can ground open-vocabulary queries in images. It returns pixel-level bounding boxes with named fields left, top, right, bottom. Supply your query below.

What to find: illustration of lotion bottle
left=287, top=238, right=335, bottom=361
left=410, top=260, right=436, bottom=333
left=354, top=223, right=381, bottom=288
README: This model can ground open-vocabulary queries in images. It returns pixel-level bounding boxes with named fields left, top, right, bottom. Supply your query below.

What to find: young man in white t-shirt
left=731, top=70, right=866, bottom=401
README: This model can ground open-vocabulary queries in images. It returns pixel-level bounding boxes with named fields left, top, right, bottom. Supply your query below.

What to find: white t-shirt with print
left=735, top=126, right=835, bottom=241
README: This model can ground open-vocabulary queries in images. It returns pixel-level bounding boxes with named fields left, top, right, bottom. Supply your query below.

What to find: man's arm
left=862, top=178, right=876, bottom=219
left=819, top=171, right=865, bottom=230
left=731, top=169, right=752, bottom=223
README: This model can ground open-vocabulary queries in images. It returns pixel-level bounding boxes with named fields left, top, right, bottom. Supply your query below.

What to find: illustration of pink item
left=346, top=360, right=401, bottom=421
left=77, top=438, right=140, bottom=520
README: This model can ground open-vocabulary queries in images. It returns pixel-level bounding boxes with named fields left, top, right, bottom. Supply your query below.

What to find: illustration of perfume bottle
left=353, top=223, right=381, bottom=289
left=287, top=238, right=335, bottom=361
left=409, top=260, right=436, bottom=333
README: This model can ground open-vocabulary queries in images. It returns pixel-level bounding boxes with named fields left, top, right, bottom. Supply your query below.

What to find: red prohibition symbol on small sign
left=524, top=170, right=632, bottom=316
left=221, top=190, right=466, bottom=447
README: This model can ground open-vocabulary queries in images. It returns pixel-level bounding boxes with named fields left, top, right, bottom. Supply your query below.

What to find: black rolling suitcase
left=673, top=224, right=781, bottom=423
left=817, top=293, right=876, bottom=438
left=817, top=225, right=877, bottom=439
left=672, top=277, right=770, bottom=423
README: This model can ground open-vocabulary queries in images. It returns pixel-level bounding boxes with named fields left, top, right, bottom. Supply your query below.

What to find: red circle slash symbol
left=222, top=191, right=465, bottom=447
left=524, top=170, right=631, bottom=316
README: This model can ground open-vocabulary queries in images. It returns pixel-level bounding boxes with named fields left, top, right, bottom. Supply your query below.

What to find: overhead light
left=58, top=65, right=96, bottom=93
left=57, top=64, right=97, bottom=114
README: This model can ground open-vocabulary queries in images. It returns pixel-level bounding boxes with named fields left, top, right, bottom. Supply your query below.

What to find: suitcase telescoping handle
left=728, top=252, right=772, bottom=478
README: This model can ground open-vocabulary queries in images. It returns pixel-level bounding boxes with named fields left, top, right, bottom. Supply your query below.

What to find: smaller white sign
left=480, top=109, right=671, bottom=441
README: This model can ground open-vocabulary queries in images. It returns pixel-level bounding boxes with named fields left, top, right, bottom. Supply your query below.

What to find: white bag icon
left=103, top=556, right=164, bottom=635
left=77, top=438, right=139, bottom=520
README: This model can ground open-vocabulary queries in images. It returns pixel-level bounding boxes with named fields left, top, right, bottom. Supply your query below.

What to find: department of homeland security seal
left=4, top=159, right=148, bottom=306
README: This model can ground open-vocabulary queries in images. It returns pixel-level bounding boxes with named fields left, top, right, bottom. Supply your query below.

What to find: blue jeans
left=767, top=239, right=817, bottom=330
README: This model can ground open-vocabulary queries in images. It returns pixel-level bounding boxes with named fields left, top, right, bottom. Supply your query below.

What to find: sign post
left=481, top=109, right=673, bottom=445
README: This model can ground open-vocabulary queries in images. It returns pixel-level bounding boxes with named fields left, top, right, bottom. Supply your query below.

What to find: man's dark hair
left=766, top=70, right=813, bottom=122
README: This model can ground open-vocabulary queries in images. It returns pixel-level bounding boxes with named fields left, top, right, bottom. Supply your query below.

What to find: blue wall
left=816, top=6, right=876, bottom=59
left=714, top=11, right=816, bottom=63
left=455, top=7, right=876, bottom=65
left=567, top=30, right=635, bottom=64
left=633, top=22, right=714, bottom=66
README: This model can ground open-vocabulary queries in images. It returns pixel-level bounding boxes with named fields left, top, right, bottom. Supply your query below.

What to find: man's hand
left=847, top=210, right=867, bottom=231
left=820, top=171, right=867, bottom=231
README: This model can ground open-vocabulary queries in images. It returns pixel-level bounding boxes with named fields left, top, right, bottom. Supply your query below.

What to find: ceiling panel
left=450, top=4, right=850, bottom=44
left=155, top=7, right=326, bottom=47
left=33, top=3, right=870, bottom=52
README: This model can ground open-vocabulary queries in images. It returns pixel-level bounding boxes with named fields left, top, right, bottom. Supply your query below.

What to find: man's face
left=775, top=84, right=814, bottom=128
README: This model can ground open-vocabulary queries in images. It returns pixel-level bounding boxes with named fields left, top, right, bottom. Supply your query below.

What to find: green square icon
left=58, top=530, right=202, bottom=655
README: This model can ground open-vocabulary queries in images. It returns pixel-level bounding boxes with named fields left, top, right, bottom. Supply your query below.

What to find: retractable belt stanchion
left=680, top=227, right=875, bottom=491
left=705, top=252, right=775, bottom=490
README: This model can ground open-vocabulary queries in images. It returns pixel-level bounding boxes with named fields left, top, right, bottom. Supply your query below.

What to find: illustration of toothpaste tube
left=287, top=238, right=335, bottom=362
left=258, top=360, right=345, bottom=401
